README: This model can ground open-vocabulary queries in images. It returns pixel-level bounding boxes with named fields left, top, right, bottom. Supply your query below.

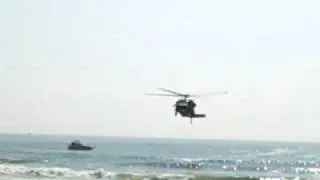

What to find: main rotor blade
left=148, top=88, right=227, bottom=98
left=157, top=88, right=186, bottom=96
left=190, top=90, right=228, bottom=97
left=144, top=93, right=179, bottom=97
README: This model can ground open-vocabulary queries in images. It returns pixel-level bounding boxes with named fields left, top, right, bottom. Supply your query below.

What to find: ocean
left=0, top=134, right=319, bottom=180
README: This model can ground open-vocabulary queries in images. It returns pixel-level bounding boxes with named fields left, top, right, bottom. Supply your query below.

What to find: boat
left=67, top=140, right=94, bottom=151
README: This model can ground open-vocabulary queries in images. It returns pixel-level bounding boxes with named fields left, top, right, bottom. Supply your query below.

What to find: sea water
left=0, top=134, right=319, bottom=180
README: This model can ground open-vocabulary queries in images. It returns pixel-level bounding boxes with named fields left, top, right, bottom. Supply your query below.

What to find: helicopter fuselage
left=174, top=99, right=206, bottom=119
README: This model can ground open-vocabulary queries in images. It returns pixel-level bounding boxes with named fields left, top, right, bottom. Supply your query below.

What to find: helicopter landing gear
left=190, top=118, right=193, bottom=124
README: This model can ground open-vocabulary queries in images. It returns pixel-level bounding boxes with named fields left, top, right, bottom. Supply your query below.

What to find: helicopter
left=145, top=88, right=228, bottom=124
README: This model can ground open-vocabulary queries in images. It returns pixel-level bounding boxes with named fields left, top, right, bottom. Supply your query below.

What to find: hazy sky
left=0, top=0, right=319, bottom=141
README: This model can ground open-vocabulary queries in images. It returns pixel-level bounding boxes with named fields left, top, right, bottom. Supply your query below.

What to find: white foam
left=257, top=147, right=295, bottom=157
left=0, top=165, right=110, bottom=178
left=0, top=164, right=194, bottom=179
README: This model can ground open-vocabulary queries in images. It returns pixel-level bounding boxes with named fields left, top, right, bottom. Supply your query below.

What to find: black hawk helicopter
left=145, top=88, right=228, bottom=124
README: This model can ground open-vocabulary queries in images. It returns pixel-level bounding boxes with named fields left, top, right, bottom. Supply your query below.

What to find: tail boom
left=191, top=114, right=206, bottom=118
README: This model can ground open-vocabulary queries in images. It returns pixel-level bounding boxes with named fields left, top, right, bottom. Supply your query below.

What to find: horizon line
left=0, top=132, right=319, bottom=144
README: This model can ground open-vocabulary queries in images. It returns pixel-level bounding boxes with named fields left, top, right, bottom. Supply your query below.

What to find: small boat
left=67, top=140, right=94, bottom=151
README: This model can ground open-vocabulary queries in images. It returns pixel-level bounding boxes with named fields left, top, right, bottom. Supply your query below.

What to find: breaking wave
left=117, top=155, right=320, bottom=174
left=0, top=164, right=263, bottom=180
left=0, top=156, right=320, bottom=177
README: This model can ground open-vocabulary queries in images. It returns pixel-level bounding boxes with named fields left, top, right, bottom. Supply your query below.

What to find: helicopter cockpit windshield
left=176, top=99, right=188, bottom=107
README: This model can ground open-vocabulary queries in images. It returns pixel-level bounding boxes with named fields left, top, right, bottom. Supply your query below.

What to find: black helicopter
left=145, top=88, right=228, bottom=124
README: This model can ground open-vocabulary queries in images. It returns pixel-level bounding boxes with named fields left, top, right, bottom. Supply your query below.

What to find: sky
left=0, top=0, right=319, bottom=142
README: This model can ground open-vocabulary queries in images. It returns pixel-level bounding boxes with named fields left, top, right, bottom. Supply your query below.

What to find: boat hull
left=68, top=145, right=93, bottom=151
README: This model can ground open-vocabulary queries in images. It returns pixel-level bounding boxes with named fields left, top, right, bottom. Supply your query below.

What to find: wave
left=0, top=155, right=312, bottom=167
left=1, top=155, right=319, bottom=176
left=0, top=158, right=38, bottom=164
left=117, top=156, right=317, bottom=172
left=0, top=164, right=263, bottom=180
left=255, top=148, right=296, bottom=157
